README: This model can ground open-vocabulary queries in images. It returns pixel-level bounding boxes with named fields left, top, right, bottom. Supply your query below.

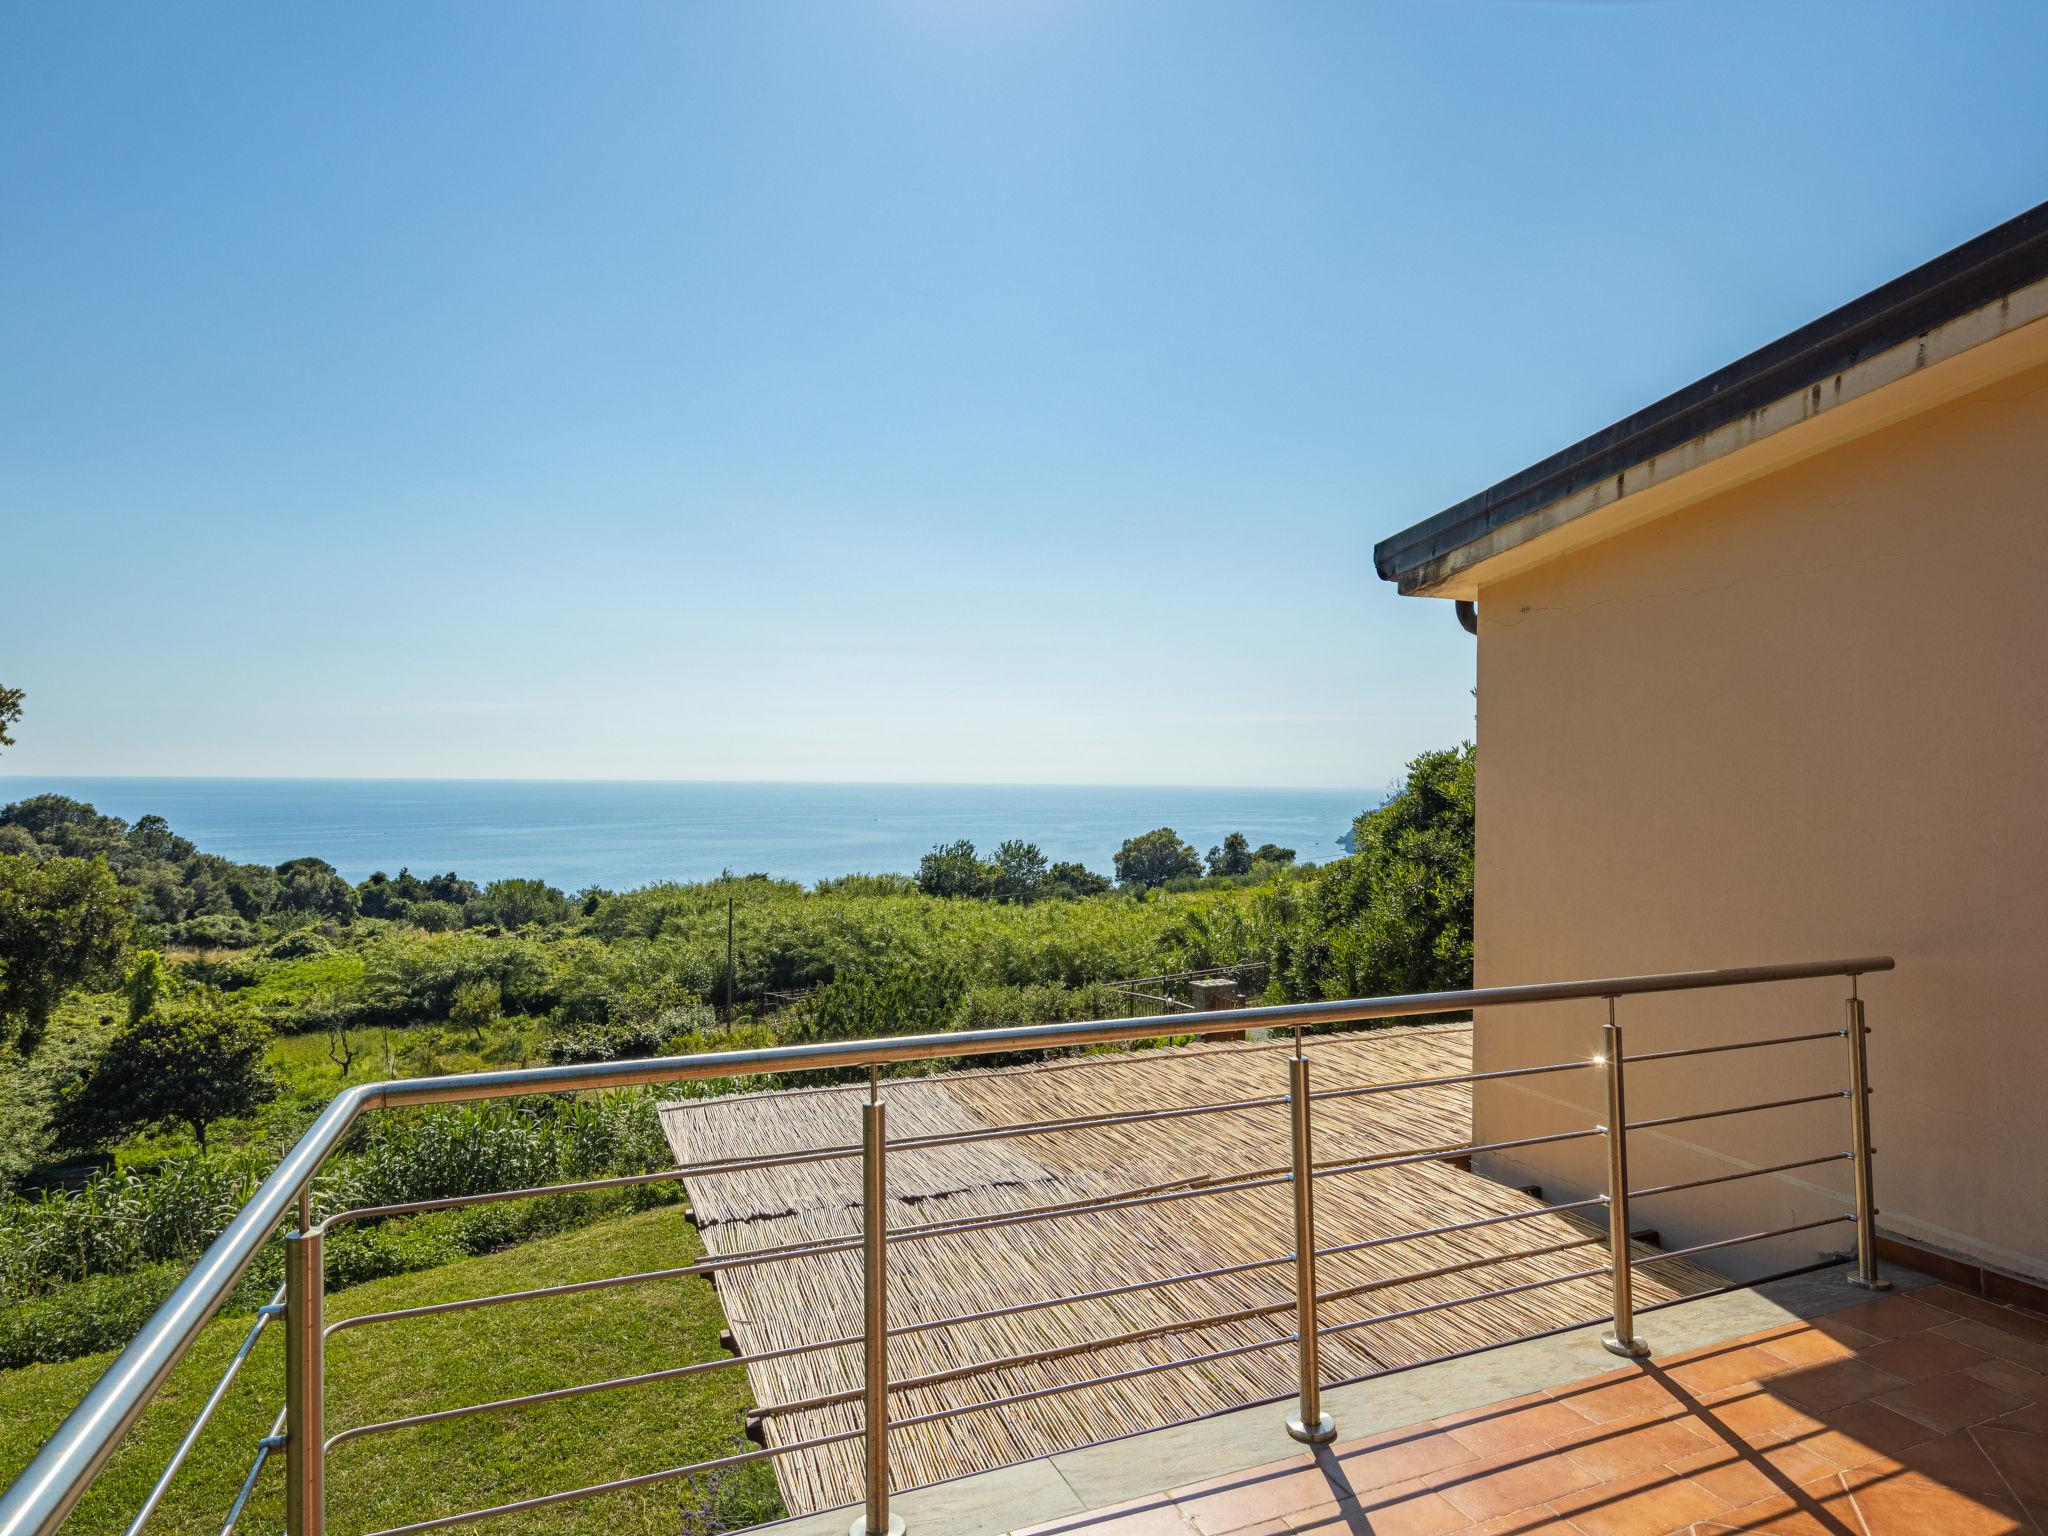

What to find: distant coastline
left=0, top=777, right=1374, bottom=891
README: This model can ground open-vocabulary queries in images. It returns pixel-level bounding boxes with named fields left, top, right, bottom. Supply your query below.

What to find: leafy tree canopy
left=916, top=840, right=994, bottom=900
left=1207, top=832, right=1253, bottom=877
left=0, top=683, right=21, bottom=752
left=0, top=853, right=133, bottom=1051
left=59, top=986, right=276, bottom=1150
left=1113, top=828, right=1202, bottom=890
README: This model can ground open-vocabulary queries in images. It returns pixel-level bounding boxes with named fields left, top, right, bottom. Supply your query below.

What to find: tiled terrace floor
left=1019, top=1286, right=2048, bottom=1536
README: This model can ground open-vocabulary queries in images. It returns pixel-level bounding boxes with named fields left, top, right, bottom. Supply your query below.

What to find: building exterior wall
left=1468, top=356, right=2048, bottom=1286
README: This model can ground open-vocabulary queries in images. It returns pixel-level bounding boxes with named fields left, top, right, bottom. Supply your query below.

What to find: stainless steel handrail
left=0, top=954, right=1891, bottom=1536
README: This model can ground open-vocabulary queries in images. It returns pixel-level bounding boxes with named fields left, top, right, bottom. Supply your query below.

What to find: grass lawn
left=0, top=1205, right=781, bottom=1536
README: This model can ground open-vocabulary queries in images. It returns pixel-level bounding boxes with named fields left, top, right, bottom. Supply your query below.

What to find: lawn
left=0, top=1205, right=780, bottom=1536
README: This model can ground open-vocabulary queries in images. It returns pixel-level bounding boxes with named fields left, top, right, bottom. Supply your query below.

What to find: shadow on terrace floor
left=1017, top=1285, right=2048, bottom=1536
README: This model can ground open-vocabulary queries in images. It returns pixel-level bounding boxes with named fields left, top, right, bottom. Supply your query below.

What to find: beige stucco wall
left=1468, top=355, right=2048, bottom=1286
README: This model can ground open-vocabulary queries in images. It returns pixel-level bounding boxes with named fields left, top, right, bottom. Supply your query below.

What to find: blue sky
left=3, top=2, right=2044, bottom=788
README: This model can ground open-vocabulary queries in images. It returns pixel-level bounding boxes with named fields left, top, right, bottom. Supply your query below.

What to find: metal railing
left=0, top=956, right=1892, bottom=1536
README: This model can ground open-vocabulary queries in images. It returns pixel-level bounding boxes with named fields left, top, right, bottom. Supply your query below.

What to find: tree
left=473, top=878, right=571, bottom=929
left=0, top=854, right=133, bottom=1051
left=63, top=991, right=276, bottom=1150
left=990, top=840, right=1048, bottom=904
left=1251, top=843, right=1297, bottom=866
left=1046, top=861, right=1112, bottom=899
left=1113, top=828, right=1202, bottom=890
left=0, top=683, right=21, bottom=752
left=1281, top=744, right=1474, bottom=1000
left=916, top=840, right=995, bottom=899
left=450, top=978, right=501, bottom=1044
left=273, top=857, right=358, bottom=920
left=1206, top=832, right=1253, bottom=877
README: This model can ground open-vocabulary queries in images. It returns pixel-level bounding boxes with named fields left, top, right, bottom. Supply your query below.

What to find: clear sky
left=3, top=3, right=2044, bottom=788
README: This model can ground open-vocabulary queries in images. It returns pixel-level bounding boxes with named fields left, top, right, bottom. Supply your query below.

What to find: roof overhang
left=1375, top=200, right=2048, bottom=599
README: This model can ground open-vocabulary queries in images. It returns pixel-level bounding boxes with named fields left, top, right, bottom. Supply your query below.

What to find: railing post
left=1844, top=983, right=1889, bottom=1290
left=851, top=1068, right=903, bottom=1536
left=283, top=1213, right=325, bottom=1536
left=1285, top=1025, right=1335, bottom=1444
left=1600, top=999, right=1650, bottom=1359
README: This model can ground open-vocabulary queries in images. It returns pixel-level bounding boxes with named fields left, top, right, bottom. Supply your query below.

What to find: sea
left=0, top=778, right=1374, bottom=891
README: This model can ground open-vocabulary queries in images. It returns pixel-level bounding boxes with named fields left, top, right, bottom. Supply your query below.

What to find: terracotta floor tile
left=1172, top=1456, right=1347, bottom=1536
left=1016, top=1496, right=1197, bottom=1536
left=1770, top=1359, right=1909, bottom=1413
left=1458, top=1507, right=1582, bottom=1535
left=1695, top=1385, right=1826, bottom=1443
left=1749, top=1432, right=1857, bottom=1488
left=1554, top=1371, right=1689, bottom=1425
left=1869, top=1370, right=2028, bottom=1435
left=1839, top=1467, right=2031, bottom=1535
left=1920, top=1289, right=2048, bottom=1346
left=1986, top=1400, right=2048, bottom=1435
left=1443, top=1396, right=1606, bottom=1457
left=1756, top=1327, right=1874, bottom=1369
left=1666, top=1445, right=1788, bottom=1510
left=1689, top=1484, right=1870, bottom=1535
left=1432, top=1445, right=1602, bottom=1523
left=1975, top=1425, right=2048, bottom=1503
left=1855, top=1330, right=1995, bottom=1383
left=1866, top=1431, right=2018, bottom=1497
left=1663, top=1347, right=1799, bottom=1396
left=1965, top=1357, right=2048, bottom=1402
left=1935, top=1321, right=2048, bottom=1378
left=1328, top=1427, right=1477, bottom=1494
left=1781, top=1400, right=1941, bottom=1468
left=1325, top=1481, right=1468, bottom=1536
left=1549, top=1466, right=1730, bottom=1536
left=1824, top=1296, right=1952, bottom=1341
left=1558, top=1417, right=1720, bottom=1481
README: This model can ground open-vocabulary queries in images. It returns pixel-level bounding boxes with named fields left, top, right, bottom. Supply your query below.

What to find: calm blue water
left=0, top=778, right=1372, bottom=890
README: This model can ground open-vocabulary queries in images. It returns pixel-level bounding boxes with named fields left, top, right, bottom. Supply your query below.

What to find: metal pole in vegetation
left=1286, top=1023, right=1335, bottom=1443
left=284, top=1224, right=326, bottom=1536
left=852, top=1067, right=903, bottom=1536
left=1600, top=1000, right=1650, bottom=1359
left=1844, top=982, right=1888, bottom=1290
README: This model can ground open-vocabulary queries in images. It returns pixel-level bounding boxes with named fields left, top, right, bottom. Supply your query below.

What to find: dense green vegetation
left=0, top=712, right=1472, bottom=1530
left=0, top=1204, right=773, bottom=1536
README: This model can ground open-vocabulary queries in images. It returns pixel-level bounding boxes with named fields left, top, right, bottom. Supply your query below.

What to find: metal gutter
left=1374, top=198, right=2048, bottom=592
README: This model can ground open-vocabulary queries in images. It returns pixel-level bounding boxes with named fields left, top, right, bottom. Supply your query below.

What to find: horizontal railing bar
left=320, top=1140, right=876, bottom=1227
left=324, top=1229, right=872, bottom=1334
left=886, top=1332, right=1297, bottom=1432
left=324, top=1323, right=864, bottom=1449
left=218, top=1407, right=285, bottom=1536
left=355, top=1428, right=863, bottom=1536
left=1622, top=1029, right=1847, bottom=1065
left=1318, top=1262, right=1611, bottom=1340
left=1631, top=1215, right=1852, bottom=1266
left=1317, top=1192, right=1610, bottom=1262
left=1627, top=1090, right=1849, bottom=1133
left=1630, top=1152, right=1852, bottom=1202
left=2, top=954, right=1893, bottom=1536
left=1312, top=1057, right=1595, bottom=1101
left=122, top=1286, right=284, bottom=1536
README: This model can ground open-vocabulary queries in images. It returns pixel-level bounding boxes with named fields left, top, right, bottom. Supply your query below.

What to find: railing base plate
left=1846, top=1275, right=1892, bottom=1291
left=1286, top=1412, right=1337, bottom=1445
left=849, top=1515, right=905, bottom=1536
left=1600, top=1333, right=1652, bottom=1360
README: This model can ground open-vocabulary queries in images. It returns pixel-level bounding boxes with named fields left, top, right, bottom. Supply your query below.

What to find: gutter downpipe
left=1455, top=599, right=1478, bottom=636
